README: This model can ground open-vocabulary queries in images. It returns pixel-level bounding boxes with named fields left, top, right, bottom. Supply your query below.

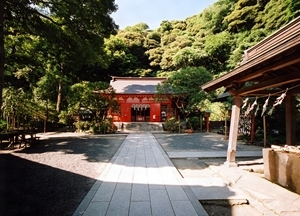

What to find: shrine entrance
left=131, top=104, right=150, bottom=122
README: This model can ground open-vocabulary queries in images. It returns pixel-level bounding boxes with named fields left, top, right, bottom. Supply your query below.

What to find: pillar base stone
left=224, top=161, right=238, bottom=167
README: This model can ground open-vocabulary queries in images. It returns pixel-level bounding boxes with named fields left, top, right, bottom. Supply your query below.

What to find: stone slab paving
left=167, top=150, right=262, bottom=158
left=73, top=133, right=209, bottom=216
left=153, top=132, right=263, bottom=152
left=184, top=177, right=247, bottom=202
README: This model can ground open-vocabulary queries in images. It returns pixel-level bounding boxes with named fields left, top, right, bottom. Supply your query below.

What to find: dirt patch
left=0, top=133, right=126, bottom=216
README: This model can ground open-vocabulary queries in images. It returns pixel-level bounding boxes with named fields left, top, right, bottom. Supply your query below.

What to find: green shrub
left=164, top=117, right=179, bottom=132
left=74, top=121, right=85, bottom=131
left=0, top=119, right=7, bottom=132
left=188, top=116, right=199, bottom=130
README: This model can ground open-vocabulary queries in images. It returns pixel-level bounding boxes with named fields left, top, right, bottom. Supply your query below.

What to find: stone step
left=115, top=122, right=165, bottom=133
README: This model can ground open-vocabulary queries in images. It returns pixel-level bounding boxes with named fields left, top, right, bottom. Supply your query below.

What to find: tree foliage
left=3, top=0, right=296, bottom=127
left=156, top=67, right=213, bottom=120
left=1, top=0, right=118, bottom=109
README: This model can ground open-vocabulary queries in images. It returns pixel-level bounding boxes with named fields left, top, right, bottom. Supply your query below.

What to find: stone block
left=263, top=148, right=300, bottom=194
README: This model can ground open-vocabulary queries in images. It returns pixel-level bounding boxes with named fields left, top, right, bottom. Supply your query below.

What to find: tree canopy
left=2, top=0, right=298, bottom=129
left=1, top=0, right=118, bottom=108
left=156, top=67, right=213, bottom=120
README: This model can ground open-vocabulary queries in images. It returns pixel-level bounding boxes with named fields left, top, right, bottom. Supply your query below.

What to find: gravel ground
left=0, top=132, right=127, bottom=216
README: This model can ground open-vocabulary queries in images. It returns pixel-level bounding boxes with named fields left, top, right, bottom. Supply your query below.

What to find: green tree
left=287, top=0, right=300, bottom=19
left=253, top=0, right=288, bottom=31
left=2, top=86, right=40, bottom=130
left=65, top=81, right=114, bottom=123
left=1, top=0, right=118, bottom=109
left=227, top=29, right=269, bottom=68
left=124, top=22, right=149, bottom=33
left=159, top=20, right=173, bottom=33
left=156, top=67, right=213, bottom=121
left=204, top=31, right=233, bottom=73
left=173, top=47, right=204, bottom=68
left=224, top=0, right=266, bottom=33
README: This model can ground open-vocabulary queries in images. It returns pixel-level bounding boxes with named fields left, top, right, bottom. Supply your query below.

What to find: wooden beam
left=236, top=53, right=300, bottom=82
left=237, top=90, right=281, bottom=96
left=201, top=43, right=300, bottom=92
left=237, top=73, right=300, bottom=96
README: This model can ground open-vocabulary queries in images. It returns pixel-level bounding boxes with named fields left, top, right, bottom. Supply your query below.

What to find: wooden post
left=286, top=94, right=296, bottom=145
left=200, top=113, right=203, bottom=132
left=263, top=116, right=267, bottom=148
left=224, top=96, right=242, bottom=167
left=263, top=115, right=267, bottom=148
left=178, top=115, right=180, bottom=133
left=206, top=116, right=209, bottom=132
left=205, top=111, right=211, bottom=132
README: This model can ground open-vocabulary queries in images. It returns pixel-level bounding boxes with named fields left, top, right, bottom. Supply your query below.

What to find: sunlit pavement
left=73, top=132, right=300, bottom=216
left=73, top=133, right=209, bottom=216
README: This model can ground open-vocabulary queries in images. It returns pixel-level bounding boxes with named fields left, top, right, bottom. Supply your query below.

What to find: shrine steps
left=115, top=122, right=166, bottom=133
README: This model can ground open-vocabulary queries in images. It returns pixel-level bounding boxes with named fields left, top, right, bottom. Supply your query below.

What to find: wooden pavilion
left=107, top=77, right=175, bottom=123
left=201, top=16, right=300, bottom=167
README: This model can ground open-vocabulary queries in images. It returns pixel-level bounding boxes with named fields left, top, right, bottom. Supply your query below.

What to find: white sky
left=111, top=0, right=218, bottom=30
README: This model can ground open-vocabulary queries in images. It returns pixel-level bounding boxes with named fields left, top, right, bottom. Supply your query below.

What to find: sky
left=111, top=0, right=218, bottom=30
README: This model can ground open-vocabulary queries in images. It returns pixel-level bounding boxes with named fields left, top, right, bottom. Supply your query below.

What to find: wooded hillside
left=101, top=0, right=299, bottom=79
left=2, top=0, right=300, bottom=129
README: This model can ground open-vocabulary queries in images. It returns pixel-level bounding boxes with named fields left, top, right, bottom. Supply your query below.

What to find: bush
left=74, top=121, right=85, bottom=131
left=188, top=116, right=199, bottom=130
left=73, top=118, right=118, bottom=134
left=0, top=119, right=7, bottom=132
left=164, top=117, right=180, bottom=132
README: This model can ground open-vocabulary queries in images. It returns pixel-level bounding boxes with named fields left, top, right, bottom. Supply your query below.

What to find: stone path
left=73, top=133, right=208, bottom=216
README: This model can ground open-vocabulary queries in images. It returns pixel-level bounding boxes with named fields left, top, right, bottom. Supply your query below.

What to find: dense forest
left=1, top=0, right=300, bottom=131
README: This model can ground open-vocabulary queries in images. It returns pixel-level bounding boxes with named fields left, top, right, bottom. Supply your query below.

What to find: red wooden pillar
left=205, top=111, right=210, bottom=132
left=120, top=103, right=131, bottom=122
left=150, top=103, right=161, bottom=122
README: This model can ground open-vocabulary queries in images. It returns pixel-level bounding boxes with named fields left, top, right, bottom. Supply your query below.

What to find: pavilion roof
left=201, top=16, right=300, bottom=97
left=110, top=77, right=167, bottom=94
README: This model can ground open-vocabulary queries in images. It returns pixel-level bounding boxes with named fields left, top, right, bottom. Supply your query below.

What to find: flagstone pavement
left=73, top=133, right=210, bottom=216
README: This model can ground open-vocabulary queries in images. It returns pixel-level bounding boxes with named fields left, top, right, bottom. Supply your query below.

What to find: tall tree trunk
left=0, top=0, right=5, bottom=111
left=56, top=63, right=63, bottom=112
left=44, top=99, right=48, bottom=133
left=56, top=79, right=62, bottom=112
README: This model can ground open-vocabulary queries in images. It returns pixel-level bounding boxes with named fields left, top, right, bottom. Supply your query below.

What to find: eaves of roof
left=201, top=16, right=300, bottom=93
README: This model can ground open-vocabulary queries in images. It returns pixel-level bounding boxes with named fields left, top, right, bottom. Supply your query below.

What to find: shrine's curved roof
left=110, top=77, right=167, bottom=94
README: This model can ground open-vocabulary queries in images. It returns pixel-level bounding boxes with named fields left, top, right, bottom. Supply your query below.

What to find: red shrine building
left=108, top=77, right=176, bottom=123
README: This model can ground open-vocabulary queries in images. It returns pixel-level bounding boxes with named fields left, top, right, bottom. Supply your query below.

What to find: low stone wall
left=263, top=148, right=300, bottom=194
left=116, top=122, right=164, bottom=133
